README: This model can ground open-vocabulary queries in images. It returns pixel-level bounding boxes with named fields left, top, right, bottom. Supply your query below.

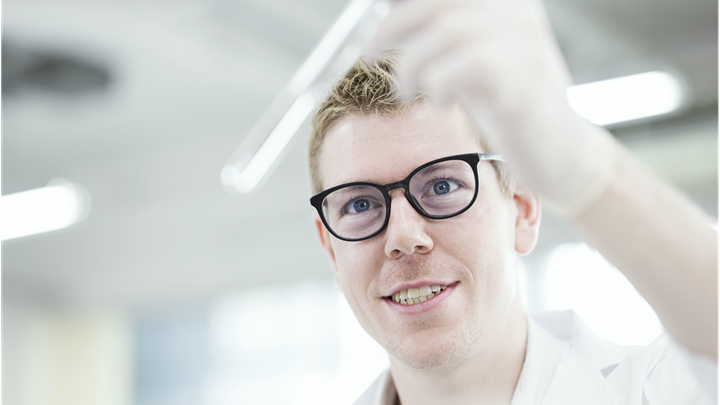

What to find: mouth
left=385, top=282, right=456, bottom=306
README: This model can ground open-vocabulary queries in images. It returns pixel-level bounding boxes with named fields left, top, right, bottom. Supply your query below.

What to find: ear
left=511, top=182, right=542, bottom=255
left=314, top=212, right=342, bottom=290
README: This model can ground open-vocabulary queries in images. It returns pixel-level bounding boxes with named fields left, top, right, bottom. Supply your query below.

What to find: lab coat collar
left=356, top=310, right=631, bottom=405
left=519, top=310, right=634, bottom=405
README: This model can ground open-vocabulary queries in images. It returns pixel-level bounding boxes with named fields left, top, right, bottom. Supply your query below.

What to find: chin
left=385, top=318, right=484, bottom=371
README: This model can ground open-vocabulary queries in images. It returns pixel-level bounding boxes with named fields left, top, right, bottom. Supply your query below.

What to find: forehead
left=319, top=104, right=482, bottom=189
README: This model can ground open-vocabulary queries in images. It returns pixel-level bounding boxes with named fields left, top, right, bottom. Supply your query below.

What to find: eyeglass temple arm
left=478, top=153, right=505, bottom=163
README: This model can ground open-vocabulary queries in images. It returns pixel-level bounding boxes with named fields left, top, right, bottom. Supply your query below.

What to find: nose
left=384, top=190, right=434, bottom=259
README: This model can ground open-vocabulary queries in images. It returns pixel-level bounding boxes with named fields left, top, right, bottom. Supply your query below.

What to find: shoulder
left=530, top=310, right=717, bottom=405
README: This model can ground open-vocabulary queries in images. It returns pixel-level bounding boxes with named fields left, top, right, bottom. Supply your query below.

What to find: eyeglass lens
left=321, top=160, right=476, bottom=240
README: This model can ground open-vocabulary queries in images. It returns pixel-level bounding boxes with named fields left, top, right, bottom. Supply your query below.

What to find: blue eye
left=353, top=199, right=370, bottom=213
left=433, top=181, right=451, bottom=195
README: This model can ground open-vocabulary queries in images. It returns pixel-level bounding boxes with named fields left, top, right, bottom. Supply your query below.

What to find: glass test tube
left=221, top=0, right=391, bottom=194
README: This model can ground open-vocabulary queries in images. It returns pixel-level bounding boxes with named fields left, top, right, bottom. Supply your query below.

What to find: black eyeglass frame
left=310, top=153, right=505, bottom=242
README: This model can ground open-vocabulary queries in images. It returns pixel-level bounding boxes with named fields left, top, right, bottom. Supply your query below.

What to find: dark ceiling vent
left=3, top=40, right=111, bottom=96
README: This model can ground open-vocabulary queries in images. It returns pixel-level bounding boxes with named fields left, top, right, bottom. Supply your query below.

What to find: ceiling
left=2, top=0, right=717, bottom=309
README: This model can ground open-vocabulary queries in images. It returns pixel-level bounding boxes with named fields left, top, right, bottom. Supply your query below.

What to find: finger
left=396, top=8, right=506, bottom=99
left=421, top=44, right=479, bottom=107
left=364, top=0, right=465, bottom=57
left=422, top=41, right=516, bottom=110
left=394, top=20, right=467, bottom=100
left=394, top=10, right=495, bottom=101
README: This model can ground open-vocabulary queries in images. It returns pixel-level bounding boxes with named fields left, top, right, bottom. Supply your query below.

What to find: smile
left=389, top=284, right=448, bottom=305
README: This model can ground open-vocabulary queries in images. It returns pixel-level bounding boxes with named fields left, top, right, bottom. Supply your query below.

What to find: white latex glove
left=364, top=0, right=616, bottom=218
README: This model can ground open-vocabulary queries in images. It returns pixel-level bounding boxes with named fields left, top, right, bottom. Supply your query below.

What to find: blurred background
left=2, top=0, right=717, bottom=404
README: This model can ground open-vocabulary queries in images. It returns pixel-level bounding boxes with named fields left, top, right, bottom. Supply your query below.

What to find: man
left=307, top=1, right=717, bottom=404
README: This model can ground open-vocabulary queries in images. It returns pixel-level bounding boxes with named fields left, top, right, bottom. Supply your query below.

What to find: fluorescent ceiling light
left=2, top=180, right=90, bottom=241
left=567, top=71, right=683, bottom=126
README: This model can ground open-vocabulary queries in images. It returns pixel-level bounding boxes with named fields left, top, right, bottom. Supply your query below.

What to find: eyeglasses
left=310, top=153, right=505, bottom=242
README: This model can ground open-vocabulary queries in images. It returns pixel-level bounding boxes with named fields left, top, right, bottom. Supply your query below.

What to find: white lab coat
left=354, top=310, right=717, bottom=405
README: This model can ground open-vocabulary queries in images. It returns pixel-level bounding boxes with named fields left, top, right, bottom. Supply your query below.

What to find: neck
left=389, top=292, right=528, bottom=405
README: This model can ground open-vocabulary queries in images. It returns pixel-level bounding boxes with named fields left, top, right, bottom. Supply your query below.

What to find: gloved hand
left=364, top=0, right=616, bottom=218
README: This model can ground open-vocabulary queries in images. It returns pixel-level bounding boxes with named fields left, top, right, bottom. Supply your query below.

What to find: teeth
left=391, top=285, right=447, bottom=306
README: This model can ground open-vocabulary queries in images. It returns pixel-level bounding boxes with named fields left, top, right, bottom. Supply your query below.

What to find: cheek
left=438, top=201, right=517, bottom=292
left=334, top=242, right=378, bottom=284
left=444, top=198, right=512, bottom=255
left=332, top=241, right=385, bottom=315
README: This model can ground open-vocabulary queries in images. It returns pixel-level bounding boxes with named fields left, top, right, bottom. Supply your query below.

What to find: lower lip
left=384, top=283, right=458, bottom=315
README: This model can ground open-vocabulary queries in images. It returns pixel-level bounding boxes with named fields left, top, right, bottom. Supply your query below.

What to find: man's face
left=317, top=103, right=531, bottom=370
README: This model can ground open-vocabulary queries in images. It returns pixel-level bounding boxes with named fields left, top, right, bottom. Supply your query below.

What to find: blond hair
left=308, top=52, right=509, bottom=196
